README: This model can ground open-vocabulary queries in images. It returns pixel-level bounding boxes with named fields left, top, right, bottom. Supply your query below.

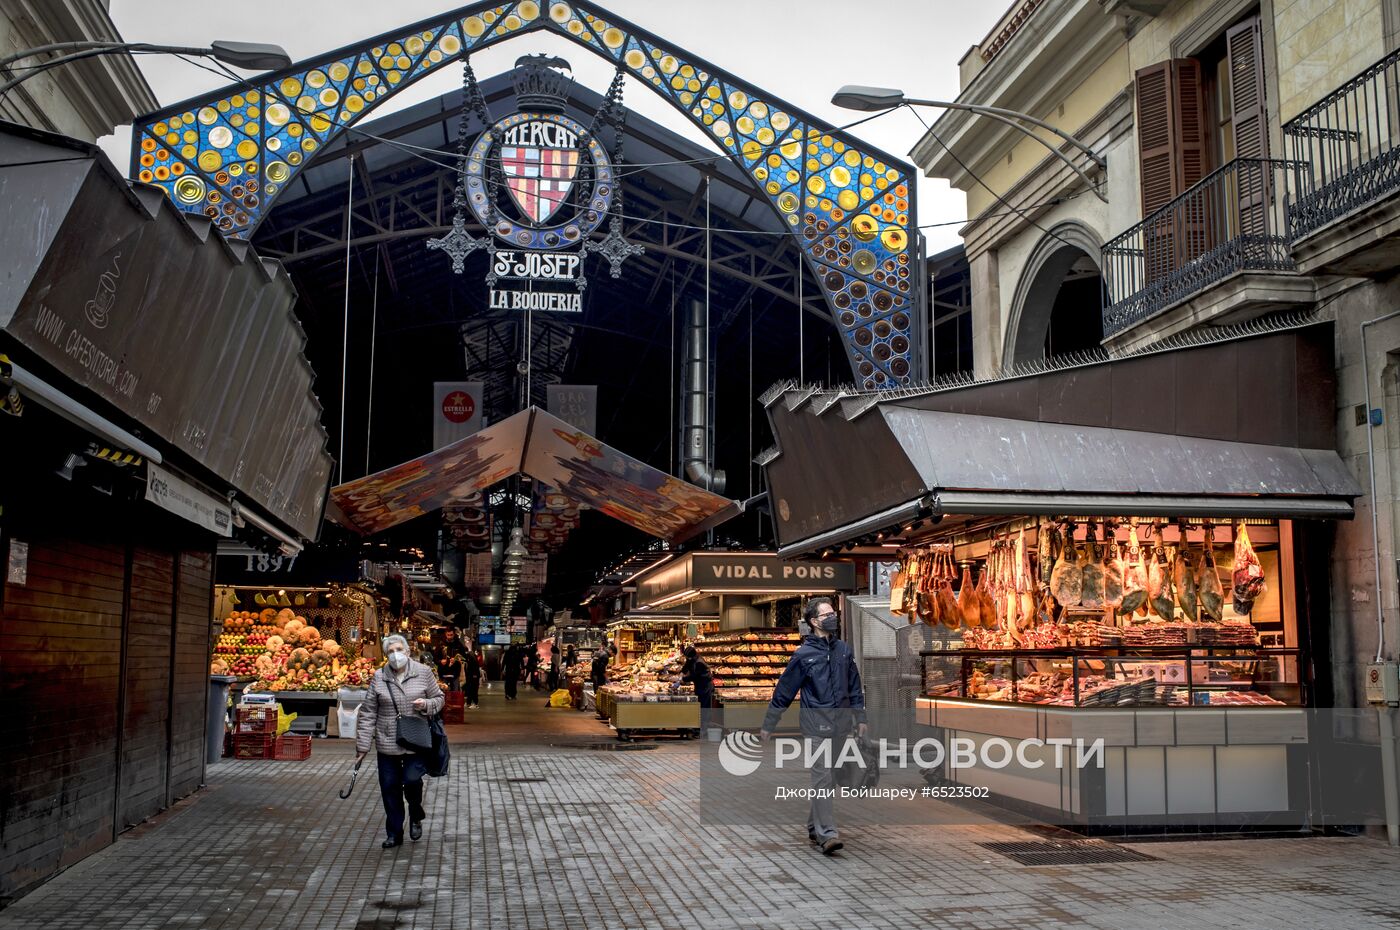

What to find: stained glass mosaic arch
left=130, top=1, right=921, bottom=387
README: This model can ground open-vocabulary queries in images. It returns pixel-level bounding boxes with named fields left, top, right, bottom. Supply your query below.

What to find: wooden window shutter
left=1171, top=58, right=1208, bottom=191
left=1135, top=61, right=1176, bottom=218
left=1227, top=16, right=1269, bottom=160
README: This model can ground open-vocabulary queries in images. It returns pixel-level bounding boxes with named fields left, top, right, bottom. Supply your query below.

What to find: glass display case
left=921, top=647, right=1303, bottom=707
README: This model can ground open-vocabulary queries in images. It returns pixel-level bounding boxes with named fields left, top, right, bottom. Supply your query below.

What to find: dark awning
left=328, top=407, right=740, bottom=542
left=762, top=323, right=1361, bottom=557
left=0, top=122, right=331, bottom=540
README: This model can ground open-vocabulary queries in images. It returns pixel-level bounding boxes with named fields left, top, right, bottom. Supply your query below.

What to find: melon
left=210, top=658, right=229, bottom=675
left=266, top=635, right=285, bottom=651
left=259, top=608, right=277, bottom=624
left=277, top=608, right=296, bottom=625
left=287, top=648, right=313, bottom=672
left=311, top=649, right=331, bottom=668
left=299, top=626, right=321, bottom=644
left=323, top=641, right=342, bottom=658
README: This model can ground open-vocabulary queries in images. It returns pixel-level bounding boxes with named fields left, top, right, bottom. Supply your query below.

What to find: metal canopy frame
left=128, top=1, right=923, bottom=387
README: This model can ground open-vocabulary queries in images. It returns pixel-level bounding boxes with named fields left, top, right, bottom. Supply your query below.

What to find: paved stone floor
left=3, top=688, right=1400, bottom=929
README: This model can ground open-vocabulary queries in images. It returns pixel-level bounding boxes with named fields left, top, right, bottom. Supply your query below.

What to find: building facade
left=0, top=0, right=156, bottom=141
left=918, top=0, right=1400, bottom=705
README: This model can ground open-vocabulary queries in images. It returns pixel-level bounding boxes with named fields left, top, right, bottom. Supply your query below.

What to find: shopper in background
left=590, top=643, right=610, bottom=690
left=462, top=646, right=482, bottom=709
left=503, top=643, right=523, bottom=701
left=679, top=644, right=715, bottom=730
left=526, top=645, right=541, bottom=691
left=355, top=634, right=445, bottom=849
left=547, top=643, right=562, bottom=693
left=761, top=597, right=866, bottom=856
left=433, top=627, right=468, bottom=691
left=564, top=644, right=579, bottom=671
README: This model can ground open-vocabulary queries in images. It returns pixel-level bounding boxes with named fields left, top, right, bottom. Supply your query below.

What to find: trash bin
left=208, top=675, right=237, bottom=764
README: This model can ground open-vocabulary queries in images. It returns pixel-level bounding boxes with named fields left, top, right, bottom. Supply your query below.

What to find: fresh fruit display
left=211, top=602, right=371, bottom=692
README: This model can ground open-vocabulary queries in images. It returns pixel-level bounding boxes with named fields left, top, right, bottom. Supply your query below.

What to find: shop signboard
left=636, top=552, right=857, bottom=606
left=432, top=382, right=484, bottom=450
left=6, top=539, right=27, bottom=585
left=145, top=463, right=233, bottom=537
left=547, top=384, right=597, bottom=435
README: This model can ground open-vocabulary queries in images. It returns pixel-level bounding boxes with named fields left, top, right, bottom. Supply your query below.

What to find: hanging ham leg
left=1174, top=524, right=1199, bottom=621
left=976, top=568, right=996, bottom=628
left=1050, top=523, right=1084, bottom=607
left=1101, top=524, right=1124, bottom=610
left=957, top=564, right=980, bottom=628
left=1080, top=525, right=1106, bottom=610
left=1038, top=523, right=1055, bottom=587
left=1017, top=529, right=1036, bottom=627
left=1198, top=527, right=1225, bottom=621
left=1147, top=525, right=1175, bottom=620
left=1119, top=525, right=1148, bottom=615
left=1232, top=523, right=1267, bottom=615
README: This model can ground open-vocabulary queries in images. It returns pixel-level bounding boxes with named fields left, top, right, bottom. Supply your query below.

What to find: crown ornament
left=512, top=55, right=572, bottom=112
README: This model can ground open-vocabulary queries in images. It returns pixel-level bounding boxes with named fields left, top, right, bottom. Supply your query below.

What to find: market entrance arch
left=130, top=1, right=923, bottom=388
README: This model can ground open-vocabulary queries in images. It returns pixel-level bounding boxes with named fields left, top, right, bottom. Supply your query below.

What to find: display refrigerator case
left=921, top=647, right=1303, bottom=708
left=914, top=646, right=1310, bottom=828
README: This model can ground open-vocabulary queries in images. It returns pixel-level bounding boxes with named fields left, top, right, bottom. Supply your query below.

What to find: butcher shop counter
left=915, top=648, right=1309, bottom=829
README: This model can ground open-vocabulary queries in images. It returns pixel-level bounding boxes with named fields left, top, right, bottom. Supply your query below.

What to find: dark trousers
left=464, top=673, right=480, bottom=705
left=377, top=752, right=426, bottom=841
left=505, top=674, right=519, bottom=699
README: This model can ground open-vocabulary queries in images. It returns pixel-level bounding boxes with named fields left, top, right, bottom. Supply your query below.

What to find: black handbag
left=424, top=714, right=450, bottom=778
left=386, top=677, right=434, bottom=752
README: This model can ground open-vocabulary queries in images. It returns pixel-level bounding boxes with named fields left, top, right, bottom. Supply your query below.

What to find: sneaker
left=820, top=838, right=844, bottom=856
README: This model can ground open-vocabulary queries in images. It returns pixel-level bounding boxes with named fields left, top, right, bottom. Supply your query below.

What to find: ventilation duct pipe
left=680, top=297, right=725, bottom=493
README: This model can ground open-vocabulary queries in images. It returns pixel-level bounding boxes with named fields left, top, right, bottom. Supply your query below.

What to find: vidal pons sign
left=428, top=55, right=643, bottom=309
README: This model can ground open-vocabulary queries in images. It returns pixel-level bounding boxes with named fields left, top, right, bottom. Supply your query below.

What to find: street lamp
left=831, top=84, right=1107, bottom=202
left=0, top=40, right=293, bottom=99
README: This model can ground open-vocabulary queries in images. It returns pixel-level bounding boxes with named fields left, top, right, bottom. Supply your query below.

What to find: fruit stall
left=211, top=586, right=381, bottom=737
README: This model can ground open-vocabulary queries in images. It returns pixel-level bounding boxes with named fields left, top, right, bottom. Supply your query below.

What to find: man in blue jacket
left=760, top=597, right=866, bottom=855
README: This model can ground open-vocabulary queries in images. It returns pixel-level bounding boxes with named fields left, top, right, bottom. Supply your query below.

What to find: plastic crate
left=273, top=734, right=312, bottom=761
left=236, top=705, right=279, bottom=734
left=233, top=732, right=276, bottom=759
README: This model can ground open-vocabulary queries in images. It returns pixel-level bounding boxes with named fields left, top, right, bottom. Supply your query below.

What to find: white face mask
left=387, top=651, right=409, bottom=670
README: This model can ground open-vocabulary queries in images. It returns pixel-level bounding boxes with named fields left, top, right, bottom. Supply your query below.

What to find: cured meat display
left=898, top=515, right=1291, bottom=711
left=891, top=516, right=1276, bottom=671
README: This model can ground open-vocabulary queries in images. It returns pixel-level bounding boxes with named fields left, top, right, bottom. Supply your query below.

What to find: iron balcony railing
left=1102, top=157, right=1306, bottom=337
left=1285, top=45, right=1400, bottom=239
